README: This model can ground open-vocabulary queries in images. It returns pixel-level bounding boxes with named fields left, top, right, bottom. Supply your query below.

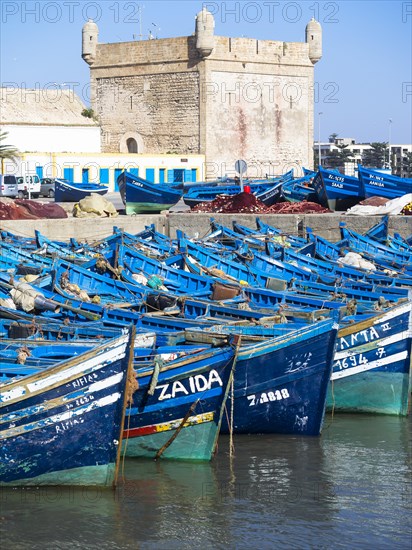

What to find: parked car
left=16, top=175, right=41, bottom=198
left=0, top=175, right=18, bottom=198
left=40, top=177, right=55, bottom=198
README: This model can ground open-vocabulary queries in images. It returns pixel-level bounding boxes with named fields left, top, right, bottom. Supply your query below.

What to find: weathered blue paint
left=220, top=320, right=338, bottom=435
left=327, top=303, right=412, bottom=415
left=54, top=179, right=108, bottom=202
left=123, top=345, right=235, bottom=460
left=0, top=330, right=134, bottom=486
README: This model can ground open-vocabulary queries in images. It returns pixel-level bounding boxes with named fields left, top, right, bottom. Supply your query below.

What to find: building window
left=127, top=138, right=138, bottom=153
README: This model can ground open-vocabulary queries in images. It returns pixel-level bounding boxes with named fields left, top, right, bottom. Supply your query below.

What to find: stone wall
left=97, top=72, right=200, bottom=154
left=2, top=214, right=411, bottom=243
left=88, top=33, right=315, bottom=175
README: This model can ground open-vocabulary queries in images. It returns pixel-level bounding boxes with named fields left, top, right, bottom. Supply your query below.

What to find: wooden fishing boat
left=358, top=165, right=412, bottom=199
left=0, top=329, right=135, bottom=486
left=281, top=174, right=317, bottom=203
left=312, top=167, right=364, bottom=209
left=54, top=179, right=108, bottom=202
left=183, top=180, right=283, bottom=209
left=118, top=171, right=183, bottom=214
left=123, top=344, right=237, bottom=460
left=326, top=303, right=412, bottom=415
left=219, top=319, right=338, bottom=435
left=339, top=224, right=412, bottom=266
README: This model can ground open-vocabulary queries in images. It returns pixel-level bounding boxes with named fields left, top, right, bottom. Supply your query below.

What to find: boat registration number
left=247, top=389, right=290, bottom=406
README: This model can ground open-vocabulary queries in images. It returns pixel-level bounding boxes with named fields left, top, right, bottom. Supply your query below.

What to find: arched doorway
left=127, top=138, right=138, bottom=153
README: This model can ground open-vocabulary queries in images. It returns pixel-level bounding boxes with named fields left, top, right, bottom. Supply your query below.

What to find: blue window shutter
left=184, top=169, right=192, bottom=183
left=130, top=168, right=139, bottom=177
left=82, top=169, right=89, bottom=184
left=114, top=168, right=123, bottom=191
left=167, top=170, right=174, bottom=183
left=36, top=166, right=43, bottom=179
left=145, top=168, right=155, bottom=182
left=100, top=168, right=109, bottom=184
left=64, top=167, right=74, bottom=181
left=159, top=169, right=166, bottom=184
left=191, top=168, right=197, bottom=182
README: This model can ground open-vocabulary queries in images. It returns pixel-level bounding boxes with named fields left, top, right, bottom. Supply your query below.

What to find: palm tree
left=361, top=142, right=388, bottom=169
left=325, top=144, right=354, bottom=169
left=0, top=131, right=19, bottom=163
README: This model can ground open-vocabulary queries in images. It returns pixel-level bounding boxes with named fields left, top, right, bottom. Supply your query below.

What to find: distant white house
left=0, top=87, right=101, bottom=155
left=314, top=137, right=412, bottom=177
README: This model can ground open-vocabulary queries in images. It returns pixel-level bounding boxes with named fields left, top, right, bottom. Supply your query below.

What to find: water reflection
left=1, top=416, right=410, bottom=548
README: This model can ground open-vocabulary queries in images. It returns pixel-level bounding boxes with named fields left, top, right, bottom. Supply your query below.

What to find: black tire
left=49, top=189, right=55, bottom=198
left=17, top=191, right=24, bottom=199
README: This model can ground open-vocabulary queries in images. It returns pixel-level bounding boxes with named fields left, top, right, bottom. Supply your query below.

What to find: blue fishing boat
left=281, top=174, right=317, bottom=203
left=220, top=319, right=338, bottom=435
left=312, top=167, right=364, bottom=209
left=118, top=171, right=183, bottom=215
left=0, top=329, right=135, bottom=487
left=123, top=344, right=237, bottom=460
left=358, top=165, right=412, bottom=199
left=54, top=179, right=108, bottom=202
left=327, top=303, right=412, bottom=415
left=183, top=181, right=283, bottom=209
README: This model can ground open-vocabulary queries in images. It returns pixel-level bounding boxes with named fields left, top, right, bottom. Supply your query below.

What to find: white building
left=0, top=87, right=101, bottom=154
left=0, top=87, right=205, bottom=188
left=314, top=137, right=412, bottom=177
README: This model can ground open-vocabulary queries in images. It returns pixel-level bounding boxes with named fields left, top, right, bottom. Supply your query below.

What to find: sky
left=1, top=0, right=411, bottom=144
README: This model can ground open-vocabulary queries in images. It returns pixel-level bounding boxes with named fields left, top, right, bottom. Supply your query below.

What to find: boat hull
left=118, top=171, right=182, bottom=214
left=326, top=303, right=412, bottom=415
left=125, top=201, right=179, bottom=215
left=220, top=321, right=337, bottom=435
left=54, top=180, right=108, bottom=202
left=123, top=347, right=234, bottom=460
left=0, top=332, right=133, bottom=487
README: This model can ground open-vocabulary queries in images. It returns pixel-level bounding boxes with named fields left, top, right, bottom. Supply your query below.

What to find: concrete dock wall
left=167, top=213, right=412, bottom=242
left=1, top=213, right=412, bottom=242
left=0, top=215, right=168, bottom=242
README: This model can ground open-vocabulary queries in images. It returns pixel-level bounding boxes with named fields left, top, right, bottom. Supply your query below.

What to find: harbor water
left=1, top=414, right=411, bottom=549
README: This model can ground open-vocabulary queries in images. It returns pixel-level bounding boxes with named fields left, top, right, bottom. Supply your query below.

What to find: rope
left=229, top=335, right=242, bottom=459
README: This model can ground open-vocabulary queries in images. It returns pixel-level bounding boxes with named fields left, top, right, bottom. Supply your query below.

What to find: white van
left=0, top=175, right=18, bottom=198
left=16, top=175, right=41, bottom=199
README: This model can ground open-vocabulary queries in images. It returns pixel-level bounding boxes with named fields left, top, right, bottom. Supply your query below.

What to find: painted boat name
left=157, top=369, right=223, bottom=401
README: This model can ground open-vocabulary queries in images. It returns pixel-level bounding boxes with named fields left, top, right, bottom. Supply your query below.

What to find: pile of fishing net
left=191, top=192, right=269, bottom=213
left=0, top=198, right=68, bottom=220
left=190, top=192, right=330, bottom=214
left=267, top=201, right=331, bottom=213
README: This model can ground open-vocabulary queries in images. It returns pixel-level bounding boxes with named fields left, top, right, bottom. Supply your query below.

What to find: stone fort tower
left=82, top=10, right=322, bottom=178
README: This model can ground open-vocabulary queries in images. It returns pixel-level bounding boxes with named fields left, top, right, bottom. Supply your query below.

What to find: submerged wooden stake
left=154, top=399, right=200, bottom=460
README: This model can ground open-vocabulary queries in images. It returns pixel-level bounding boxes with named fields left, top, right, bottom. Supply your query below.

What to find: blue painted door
left=36, top=166, right=43, bottom=179
left=100, top=168, right=109, bottom=184
left=173, top=169, right=184, bottom=183
left=130, top=168, right=139, bottom=177
left=184, top=169, right=192, bottom=183
left=114, top=168, right=123, bottom=191
left=82, top=169, right=89, bottom=184
left=145, top=168, right=155, bottom=182
left=159, top=169, right=166, bottom=184
left=191, top=168, right=197, bottom=182
left=63, top=167, right=74, bottom=182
